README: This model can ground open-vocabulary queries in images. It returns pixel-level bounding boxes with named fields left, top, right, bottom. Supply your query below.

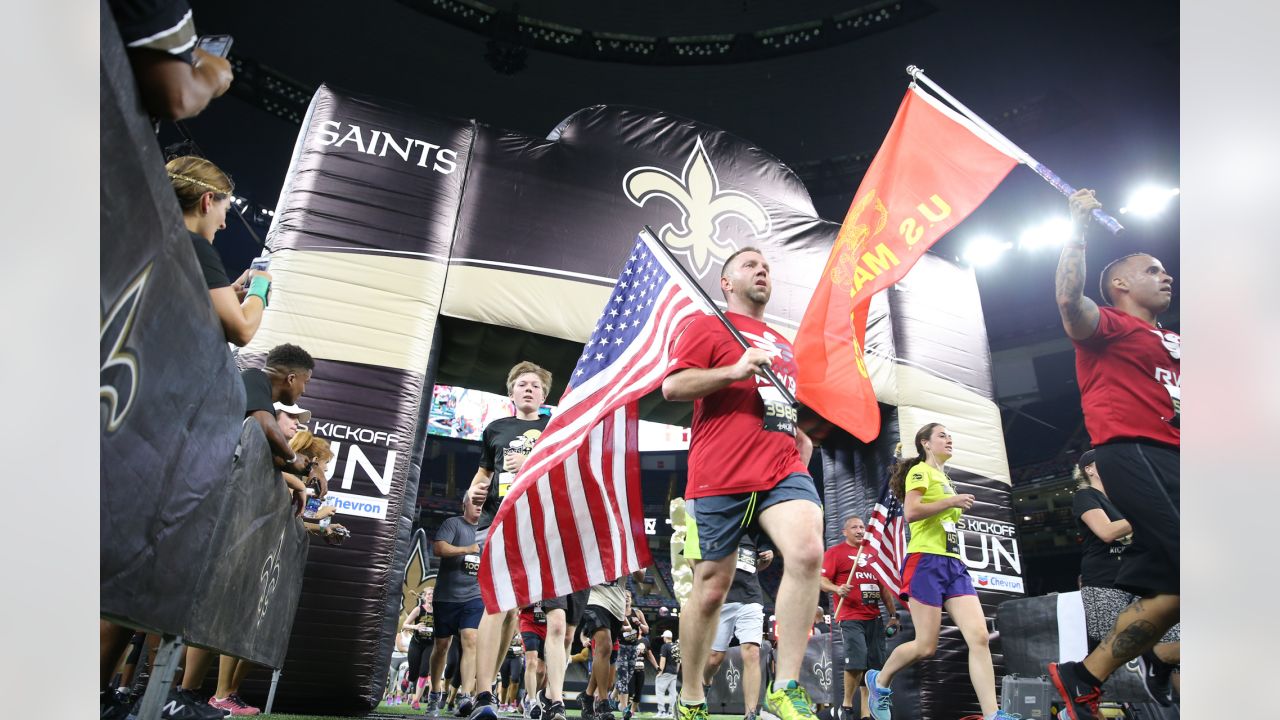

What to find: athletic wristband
left=247, top=275, right=271, bottom=306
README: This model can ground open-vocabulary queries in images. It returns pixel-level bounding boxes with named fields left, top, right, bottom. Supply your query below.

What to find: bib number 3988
left=758, top=386, right=797, bottom=436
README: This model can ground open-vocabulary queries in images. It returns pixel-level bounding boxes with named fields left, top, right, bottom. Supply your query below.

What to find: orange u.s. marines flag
left=795, top=86, right=1018, bottom=441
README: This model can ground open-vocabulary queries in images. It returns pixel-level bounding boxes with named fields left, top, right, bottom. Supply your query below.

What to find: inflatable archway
left=240, top=85, right=1023, bottom=718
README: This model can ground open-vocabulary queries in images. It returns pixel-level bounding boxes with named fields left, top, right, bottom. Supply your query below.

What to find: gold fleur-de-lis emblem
left=624, top=136, right=771, bottom=278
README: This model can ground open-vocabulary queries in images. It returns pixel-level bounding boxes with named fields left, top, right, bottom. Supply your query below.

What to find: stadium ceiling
left=393, top=0, right=937, bottom=69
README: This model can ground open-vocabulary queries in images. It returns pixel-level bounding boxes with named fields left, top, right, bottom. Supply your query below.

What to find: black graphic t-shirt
left=659, top=641, right=680, bottom=675
left=414, top=602, right=434, bottom=641
left=619, top=609, right=643, bottom=646
left=478, top=416, right=549, bottom=528
left=725, top=534, right=768, bottom=606
left=1073, top=487, right=1129, bottom=588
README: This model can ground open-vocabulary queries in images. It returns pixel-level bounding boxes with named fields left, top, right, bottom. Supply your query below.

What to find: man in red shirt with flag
left=1048, top=190, right=1180, bottom=720
left=662, top=247, right=824, bottom=720
left=821, top=516, right=899, bottom=720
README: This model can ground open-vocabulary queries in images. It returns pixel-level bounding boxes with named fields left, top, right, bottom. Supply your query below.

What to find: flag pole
left=831, top=546, right=865, bottom=620
left=905, top=65, right=1124, bottom=236
left=642, top=225, right=798, bottom=408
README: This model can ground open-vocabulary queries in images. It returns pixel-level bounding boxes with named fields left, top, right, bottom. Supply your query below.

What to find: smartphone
left=196, top=34, right=234, bottom=58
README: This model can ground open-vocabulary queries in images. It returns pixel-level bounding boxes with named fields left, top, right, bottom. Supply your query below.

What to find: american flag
left=862, top=477, right=907, bottom=598
left=479, top=231, right=707, bottom=612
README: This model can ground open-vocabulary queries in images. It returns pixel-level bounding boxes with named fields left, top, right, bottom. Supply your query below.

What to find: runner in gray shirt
left=428, top=499, right=484, bottom=711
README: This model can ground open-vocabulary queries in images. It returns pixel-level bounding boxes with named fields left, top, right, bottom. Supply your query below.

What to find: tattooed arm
left=1056, top=189, right=1103, bottom=340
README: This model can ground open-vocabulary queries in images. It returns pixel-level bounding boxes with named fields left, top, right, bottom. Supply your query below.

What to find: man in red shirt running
left=1048, top=189, right=1180, bottom=720
left=662, top=247, right=823, bottom=720
left=820, top=516, right=899, bottom=720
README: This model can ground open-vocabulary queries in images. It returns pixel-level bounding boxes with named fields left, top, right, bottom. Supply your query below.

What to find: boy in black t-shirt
left=460, top=362, right=553, bottom=720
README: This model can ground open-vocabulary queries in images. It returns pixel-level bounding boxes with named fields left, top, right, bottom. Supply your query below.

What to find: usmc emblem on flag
left=624, top=136, right=770, bottom=278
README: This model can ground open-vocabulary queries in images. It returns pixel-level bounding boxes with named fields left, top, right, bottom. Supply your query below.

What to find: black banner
left=704, top=643, right=766, bottom=715
left=100, top=4, right=249, bottom=637
left=185, top=420, right=310, bottom=667
left=997, top=593, right=1156, bottom=706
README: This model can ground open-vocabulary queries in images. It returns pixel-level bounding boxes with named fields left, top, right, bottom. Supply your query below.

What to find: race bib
left=418, top=612, right=435, bottom=639
left=463, top=554, right=481, bottom=576
left=623, top=627, right=637, bottom=642
left=498, top=471, right=515, bottom=498
left=533, top=603, right=547, bottom=624
left=942, top=520, right=960, bottom=555
left=758, top=386, right=797, bottom=436
left=736, top=545, right=758, bottom=574
left=859, top=582, right=881, bottom=606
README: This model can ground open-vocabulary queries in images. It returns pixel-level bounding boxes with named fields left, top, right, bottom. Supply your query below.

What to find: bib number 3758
left=758, top=386, right=797, bottom=436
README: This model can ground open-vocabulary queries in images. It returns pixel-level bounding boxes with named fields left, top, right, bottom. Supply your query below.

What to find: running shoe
left=744, top=710, right=759, bottom=720
left=457, top=694, right=476, bottom=717
left=675, top=699, right=710, bottom=720
left=762, top=680, right=816, bottom=720
left=539, top=691, right=567, bottom=720
left=863, top=669, right=892, bottom=720
left=160, top=688, right=228, bottom=720
left=209, top=693, right=260, bottom=716
left=958, top=713, right=1022, bottom=720
left=1047, top=662, right=1101, bottom=720
left=1138, top=651, right=1174, bottom=706
left=468, top=691, right=499, bottom=720
left=426, top=693, right=443, bottom=717
left=578, top=693, right=594, bottom=720
left=101, top=690, right=132, bottom=720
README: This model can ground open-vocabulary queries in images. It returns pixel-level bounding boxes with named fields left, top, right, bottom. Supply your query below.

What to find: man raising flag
left=794, top=85, right=1018, bottom=441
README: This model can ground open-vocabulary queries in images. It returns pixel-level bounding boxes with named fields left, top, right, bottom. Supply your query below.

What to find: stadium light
left=1119, top=186, right=1180, bottom=217
left=1018, top=216, right=1074, bottom=250
left=963, top=235, right=1013, bottom=268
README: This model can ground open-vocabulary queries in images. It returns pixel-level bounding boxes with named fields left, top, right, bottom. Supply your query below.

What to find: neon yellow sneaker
left=763, top=680, right=815, bottom=720
left=675, top=699, right=710, bottom=720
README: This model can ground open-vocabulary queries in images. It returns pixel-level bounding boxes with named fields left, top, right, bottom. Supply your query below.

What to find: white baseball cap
left=273, top=402, right=312, bottom=424
left=662, top=629, right=673, bottom=638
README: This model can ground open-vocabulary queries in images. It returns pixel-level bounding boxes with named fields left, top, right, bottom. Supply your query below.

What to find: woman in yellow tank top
left=862, top=423, right=1015, bottom=720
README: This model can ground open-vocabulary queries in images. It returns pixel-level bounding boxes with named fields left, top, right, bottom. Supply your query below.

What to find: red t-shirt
left=1074, top=307, right=1180, bottom=447
left=519, top=603, right=547, bottom=639
left=666, top=312, right=808, bottom=499
left=821, top=543, right=886, bottom=621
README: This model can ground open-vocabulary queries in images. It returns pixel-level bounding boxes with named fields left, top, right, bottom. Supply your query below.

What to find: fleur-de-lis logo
left=399, top=529, right=436, bottom=631
left=255, top=528, right=287, bottom=628
left=624, top=136, right=771, bottom=278
left=725, top=657, right=740, bottom=693
left=814, top=649, right=832, bottom=689
left=100, top=264, right=152, bottom=433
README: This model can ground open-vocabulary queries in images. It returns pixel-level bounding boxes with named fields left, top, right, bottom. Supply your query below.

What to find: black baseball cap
left=1077, top=450, right=1097, bottom=471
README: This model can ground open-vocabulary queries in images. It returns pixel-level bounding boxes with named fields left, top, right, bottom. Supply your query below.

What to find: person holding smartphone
left=167, top=155, right=272, bottom=346
left=106, top=1, right=234, bottom=120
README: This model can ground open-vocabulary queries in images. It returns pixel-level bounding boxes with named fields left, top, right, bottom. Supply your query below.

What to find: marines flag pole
left=478, top=231, right=708, bottom=612
left=794, top=72, right=1020, bottom=442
